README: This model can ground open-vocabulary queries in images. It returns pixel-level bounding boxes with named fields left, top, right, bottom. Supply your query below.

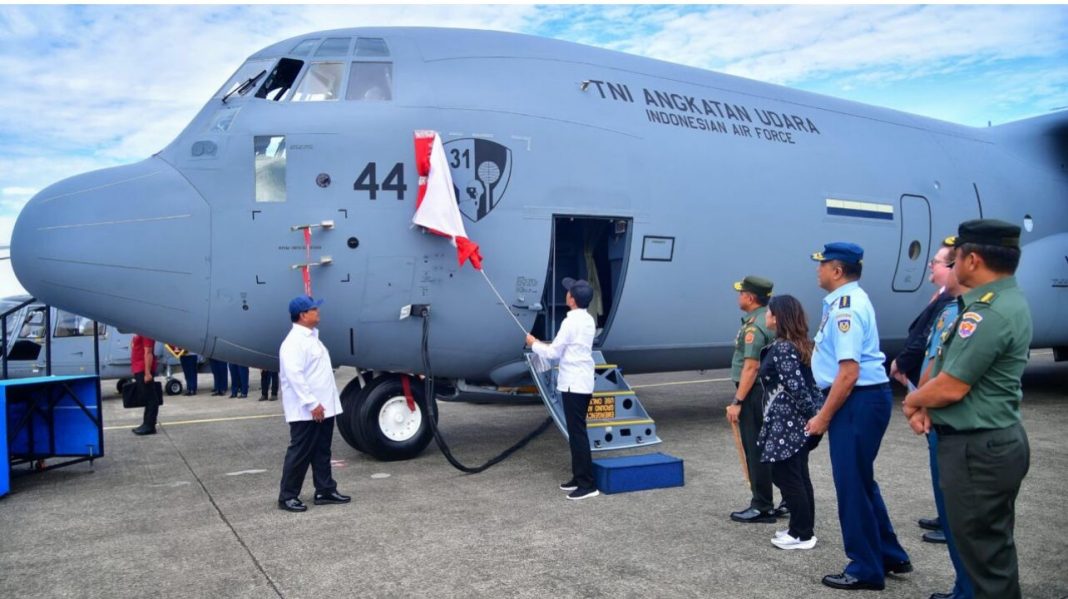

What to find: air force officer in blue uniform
left=807, top=243, right=911, bottom=591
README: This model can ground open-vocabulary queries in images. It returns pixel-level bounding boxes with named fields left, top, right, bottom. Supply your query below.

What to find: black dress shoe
left=268, top=395, right=278, bottom=401
left=885, top=560, right=913, bottom=574
left=131, top=425, right=156, bottom=435
left=278, top=498, right=307, bottom=512
left=730, top=507, right=777, bottom=523
left=918, top=516, right=941, bottom=531
left=929, top=593, right=954, bottom=599
left=258, top=395, right=269, bottom=402
left=184, top=390, right=195, bottom=396
left=229, top=393, right=238, bottom=398
left=314, top=490, right=351, bottom=505
left=822, top=573, right=884, bottom=591
left=774, top=501, right=790, bottom=517
left=210, top=391, right=223, bottom=396
left=922, top=530, right=947, bottom=544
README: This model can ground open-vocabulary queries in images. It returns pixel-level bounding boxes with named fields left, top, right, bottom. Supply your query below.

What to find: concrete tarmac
left=2, top=354, right=1067, bottom=599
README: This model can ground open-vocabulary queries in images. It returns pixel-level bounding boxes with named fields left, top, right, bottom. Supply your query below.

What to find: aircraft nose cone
left=12, top=158, right=211, bottom=350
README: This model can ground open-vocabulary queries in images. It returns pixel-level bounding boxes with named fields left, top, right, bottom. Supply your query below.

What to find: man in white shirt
left=526, top=278, right=598, bottom=500
left=277, top=295, right=350, bottom=513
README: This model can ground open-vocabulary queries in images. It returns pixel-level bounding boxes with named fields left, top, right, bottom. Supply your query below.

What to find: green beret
left=945, top=219, right=1021, bottom=249
left=733, top=275, right=773, bottom=297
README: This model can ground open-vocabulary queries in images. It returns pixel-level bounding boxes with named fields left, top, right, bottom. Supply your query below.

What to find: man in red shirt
left=131, top=334, right=159, bottom=435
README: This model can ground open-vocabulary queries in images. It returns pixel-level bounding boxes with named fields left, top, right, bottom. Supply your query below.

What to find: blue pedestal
left=2, top=375, right=103, bottom=498
left=592, top=452, right=684, bottom=494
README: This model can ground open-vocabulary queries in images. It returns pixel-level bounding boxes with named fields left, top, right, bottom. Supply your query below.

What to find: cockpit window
left=290, top=38, right=320, bottom=57
left=316, top=37, right=352, bottom=56
left=256, top=58, right=304, bottom=101
left=217, top=58, right=276, bottom=99
left=355, top=38, right=390, bottom=57
left=346, top=62, right=393, bottom=101
left=54, top=310, right=107, bottom=339
left=291, top=62, right=344, bottom=102
left=254, top=135, right=287, bottom=202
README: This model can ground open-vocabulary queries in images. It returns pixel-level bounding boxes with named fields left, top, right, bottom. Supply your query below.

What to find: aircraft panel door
left=892, top=194, right=931, bottom=292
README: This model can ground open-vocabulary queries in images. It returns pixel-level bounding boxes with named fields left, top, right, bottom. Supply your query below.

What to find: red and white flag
left=412, top=130, right=483, bottom=270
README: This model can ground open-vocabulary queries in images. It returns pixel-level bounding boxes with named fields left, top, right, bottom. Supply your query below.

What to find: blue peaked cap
left=289, top=295, right=324, bottom=317
left=811, top=242, right=864, bottom=264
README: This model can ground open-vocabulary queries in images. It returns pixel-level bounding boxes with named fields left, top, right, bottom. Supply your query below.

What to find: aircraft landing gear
left=165, top=378, right=183, bottom=396
left=340, top=373, right=437, bottom=461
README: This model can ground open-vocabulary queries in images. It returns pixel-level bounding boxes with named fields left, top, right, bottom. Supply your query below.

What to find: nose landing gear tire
left=116, top=378, right=132, bottom=395
left=165, top=378, right=183, bottom=396
left=336, top=376, right=366, bottom=453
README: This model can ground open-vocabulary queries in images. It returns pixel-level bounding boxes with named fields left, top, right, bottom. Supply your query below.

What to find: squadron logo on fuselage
left=444, top=138, right=513, bottom=222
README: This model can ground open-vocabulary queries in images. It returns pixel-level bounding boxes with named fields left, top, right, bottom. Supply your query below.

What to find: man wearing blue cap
left=808, top=242, right=910, bottom=591
left=277, top=295, right=350, bottom=512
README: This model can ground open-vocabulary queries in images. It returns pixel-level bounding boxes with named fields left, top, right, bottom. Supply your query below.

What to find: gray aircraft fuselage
left=11, top=27, right=1068, bottom=387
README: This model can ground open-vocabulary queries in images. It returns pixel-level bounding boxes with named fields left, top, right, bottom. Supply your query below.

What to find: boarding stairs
left=526, top=351, right=661, bottom=451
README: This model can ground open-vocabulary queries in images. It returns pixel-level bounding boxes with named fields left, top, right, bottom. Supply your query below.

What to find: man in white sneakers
left=527, top=278, right=598, bottom=500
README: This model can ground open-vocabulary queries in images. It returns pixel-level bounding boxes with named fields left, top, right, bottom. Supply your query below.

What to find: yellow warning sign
left=586, top=396, right=615, bottom=420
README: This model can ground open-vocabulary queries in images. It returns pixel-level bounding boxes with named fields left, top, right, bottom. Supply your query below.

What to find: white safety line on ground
left=102, top=413, right=280, bottom=431
left=631, top=377, right=731, bottom=389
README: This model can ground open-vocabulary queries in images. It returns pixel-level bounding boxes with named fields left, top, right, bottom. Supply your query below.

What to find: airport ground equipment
left=527, top=350, right=661, bottom=451
left=592, top=452, right=685, bottom=495
left=1, top=375, right=103, bottom=497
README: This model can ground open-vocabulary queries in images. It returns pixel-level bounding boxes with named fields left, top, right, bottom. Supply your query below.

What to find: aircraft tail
left=989, top=109, right=1068, bottom=173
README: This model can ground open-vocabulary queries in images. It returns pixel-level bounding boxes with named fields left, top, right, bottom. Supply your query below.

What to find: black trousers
left=260, top=370, right=279, bottom=396
left=938, top=423, right=1030, bottom=599
left=278, top=417, right=338, bottom=502
left=136, top=372, right=159, bottom=429
left=771, top=441, right=817, bottom=541
left=179, top=355, right=198, bottom=392
left=737, top=383, right=775, bottom=511
left=209, top=359, right=228, bottom=393
left=562, top=391, right=595, bottom=490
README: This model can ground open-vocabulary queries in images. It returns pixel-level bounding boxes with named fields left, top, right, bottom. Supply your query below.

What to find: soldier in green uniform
left=726, top=276, right=782, bottom=523
left=904, top=219, right=1031, bottom=599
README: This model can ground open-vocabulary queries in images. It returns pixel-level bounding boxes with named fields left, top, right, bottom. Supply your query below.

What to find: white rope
left=478, top=267, right=529, bottom=336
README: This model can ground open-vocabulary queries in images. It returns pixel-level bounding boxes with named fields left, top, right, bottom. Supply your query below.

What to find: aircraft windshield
left=54, top=310, right=107, bottom=338
left=217, top=59, right=277, bottom=100
left=291, top=62, right=344, bottom=102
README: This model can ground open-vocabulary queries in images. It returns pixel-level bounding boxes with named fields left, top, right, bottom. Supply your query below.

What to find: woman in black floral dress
left=758, top=295, right=824, bottom=550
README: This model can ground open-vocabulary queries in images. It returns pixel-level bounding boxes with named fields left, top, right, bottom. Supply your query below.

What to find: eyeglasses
left=929, top=260, right=950, bottom=267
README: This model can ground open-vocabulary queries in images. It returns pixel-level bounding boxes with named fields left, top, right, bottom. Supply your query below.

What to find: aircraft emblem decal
left=444, top=138, right=513, bottom=222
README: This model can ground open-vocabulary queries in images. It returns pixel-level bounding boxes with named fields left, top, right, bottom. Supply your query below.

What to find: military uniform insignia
left=979, top=292, right=996, bottom=303
left=837, top=318, right=851, bottom=333
left=958, top=320, right=978, bottom=338
left=961, top=311, right=984, bottom=323
left=745, top=331, right=755, bottom=344
left=839, top=296, right=851, bottom=309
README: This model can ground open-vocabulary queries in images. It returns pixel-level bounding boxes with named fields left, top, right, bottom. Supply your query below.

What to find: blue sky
left=0, top=4, right=1066, bottom=295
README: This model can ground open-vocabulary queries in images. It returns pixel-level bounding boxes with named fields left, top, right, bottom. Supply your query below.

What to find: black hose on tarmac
left=419, top=307, right=553, bottom=474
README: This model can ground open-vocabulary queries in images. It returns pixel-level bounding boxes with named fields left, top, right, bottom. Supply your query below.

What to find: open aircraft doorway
left=535, top=216, right=631, bottom=346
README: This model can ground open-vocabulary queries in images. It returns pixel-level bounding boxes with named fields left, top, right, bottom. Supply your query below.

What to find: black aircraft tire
left=116, top=378, right=132, bottom=394
left=355, top=375, right=437, bottom=462
left=337, top=376, right=365, bottom=452
left=165, top=378, right=183, bottom=396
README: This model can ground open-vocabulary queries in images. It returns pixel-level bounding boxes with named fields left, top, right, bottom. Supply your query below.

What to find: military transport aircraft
left=11, top=27, right=1068, bottom=461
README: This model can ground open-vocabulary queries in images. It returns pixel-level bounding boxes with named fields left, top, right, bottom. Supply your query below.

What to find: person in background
left=229, top=362, right=250, bottom=398
left=260, top=369, right=279, bottom=401
left=758, top=295, right=823, bottom=551
left=179, top=349, right=199, bottom=396
left=209, top=358, right=228, bottom=397
left=131, top=334, right=159, bottom=436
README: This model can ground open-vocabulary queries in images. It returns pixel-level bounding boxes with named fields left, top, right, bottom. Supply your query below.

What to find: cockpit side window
left=54, top=310, right=107, bottom=339
left=291, top=62, right=344, bottom=102
left=256, top=58, right=304, bottom=102
left=346, top=62, right=393, bottom=101
left=254, top=135, right=287, bottom=202
left=216, top=58, right=277, bottom=100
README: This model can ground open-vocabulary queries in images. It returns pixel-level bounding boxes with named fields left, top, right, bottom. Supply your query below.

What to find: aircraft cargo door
left=892, top=194, right=931, bottom=292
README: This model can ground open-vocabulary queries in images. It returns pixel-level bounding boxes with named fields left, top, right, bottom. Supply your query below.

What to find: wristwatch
left=731, top=398, right=743, bottom=406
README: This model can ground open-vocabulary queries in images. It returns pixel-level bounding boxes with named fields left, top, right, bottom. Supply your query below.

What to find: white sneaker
left=774, top=529, right=790, bottom=538
left=566, top=488, right=600, bottom=501
left=771, top=534, right=817, bottom=550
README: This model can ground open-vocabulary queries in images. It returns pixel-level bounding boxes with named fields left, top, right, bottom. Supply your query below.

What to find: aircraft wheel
left=354, top=375, right=437, bottom=461
left=116, top=378, right=132, bottom=394
left=165, top=378, right=183, bottom=396
left=337, top=376, right=365, bottom=452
